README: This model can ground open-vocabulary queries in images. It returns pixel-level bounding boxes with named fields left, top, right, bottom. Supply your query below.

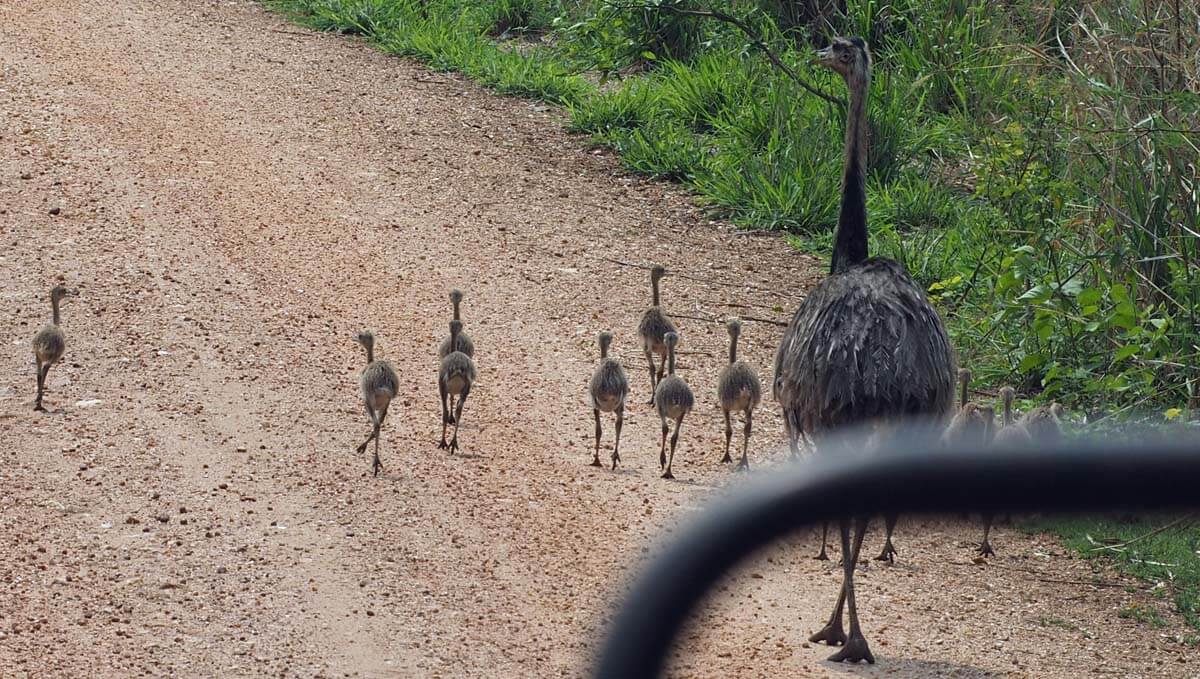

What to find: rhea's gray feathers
left=993, top=420, right=1034, bottom=447
left=773, top=257, right=956, bottom=435
left=655, top=375, right=694, bottom=417
left=1020, top=405, right=1063, bottom=444
left=32, top=325, right=66, bottom=363
left=439, top=350, right=477, bottom=386
left=940, top=402, right=990, bottom=449
left=638, top=306, right=676, bottom=350
left=360, top=360, right=399, bottom=402
left=718, top=361, right=761, bottom=411
left=438, top=331, right=475, bottom=359
left=590, top=358, right=629, bottom=412
left=34, top=285, right=68, bottom=363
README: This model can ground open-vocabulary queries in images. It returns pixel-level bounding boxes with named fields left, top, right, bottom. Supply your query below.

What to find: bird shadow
left=824, top=656, right=1004, bottom=678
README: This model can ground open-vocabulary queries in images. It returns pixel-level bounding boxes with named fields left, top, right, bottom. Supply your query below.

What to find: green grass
left=1031, top=515, right=1200, bottom=630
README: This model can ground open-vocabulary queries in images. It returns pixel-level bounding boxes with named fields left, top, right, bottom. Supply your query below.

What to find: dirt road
left=0, top=1, right=1195, bottom=676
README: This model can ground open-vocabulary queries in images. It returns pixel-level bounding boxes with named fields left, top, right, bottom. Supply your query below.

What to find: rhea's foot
left=827, top=634, right=875, bottom=664
left=34, top=403, right=45, bottom=412
left=438, top=439, right=449, bottom=450
left=875, top=539, right=897, bottom=564
left=372, top=457, right=383, bottom=477
left=720, top=452, right=732, bottom=464
left=735, top=457, right=749, bottom=472
left=814, top=545, right=829, bottom=561
left=977, top=540, right=995, bottom=557
left=610, top=451, right=620, bottom=470
left=590, top=456, right=603, bottom=468
left=661, top=469, right=675, bottom=480
left=449, top=438, right=459, bottom=455
left=808, top=620, right=847, bottom=647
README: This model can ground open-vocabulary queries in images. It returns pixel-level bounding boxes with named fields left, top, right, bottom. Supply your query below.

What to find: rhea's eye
left=840, top=51, right=852, bottom=63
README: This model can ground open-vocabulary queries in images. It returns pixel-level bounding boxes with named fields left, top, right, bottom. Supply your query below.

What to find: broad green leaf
left=1019, top=353, right=1046, bottom=371
left=1113, top=344, right=1140, bottom=362
left=1076, top=288, right=1103, bottom=306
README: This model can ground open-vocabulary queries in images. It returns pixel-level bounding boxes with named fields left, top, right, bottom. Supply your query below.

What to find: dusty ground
left=0, top=1, right=1196, bottom=677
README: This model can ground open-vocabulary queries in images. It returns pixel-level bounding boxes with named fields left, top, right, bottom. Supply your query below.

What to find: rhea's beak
left=811, top=46, right=832, bottom=67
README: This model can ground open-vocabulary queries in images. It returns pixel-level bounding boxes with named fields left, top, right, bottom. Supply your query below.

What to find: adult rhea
left=771, top=37, right=957, bottom=663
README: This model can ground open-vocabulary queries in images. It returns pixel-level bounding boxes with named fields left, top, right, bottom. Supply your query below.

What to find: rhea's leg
left=591, top=408, right=603, bottom=467
left=662, top=415, right=682, bottom=480
left=644, top=347, right=656, bottom=404
left=808, top=518, right=849, bottom=646
left=720, top=409, right=733, bottom=464
left=874, top=514, right=899, bottom=564
left=736, top=409, right=752, bottom=471
left=814, top=521, right=830, bottom=561
left=828, top=517, right=875, bottom=663
left=978, top=514, right=996, bottom=557
left=612, top=406, right=624, bottom=470
left=438, top=382, right=450, bottom=449
left=357, top=405, right=380, bottom=454
left=450, top=386, right=468, bottom=454
left=658, top=416, right=668, bottom=471
left=34, top=359, right=46, bottom=411
left=371, top=423, right=384, bottom=477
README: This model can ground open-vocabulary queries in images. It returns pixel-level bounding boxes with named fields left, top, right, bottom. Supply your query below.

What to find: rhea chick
left=637, top=265, right=677, bottom=404
left=32, top=285, right=70, bottom=412
left=977, top=387, right=1064, bottom=556
left=589, top=331, right=630, bottom=469
left=716, top=318, right=761, bottom=471
left=439, top=319, right=477, bottom=454
left=654, top=332, right=693, bottom=480
left=940, top=369, right=990, bottom=450
left=438, top=289, right=475, bottom=359
left=354, top=331, right=400, bottom=477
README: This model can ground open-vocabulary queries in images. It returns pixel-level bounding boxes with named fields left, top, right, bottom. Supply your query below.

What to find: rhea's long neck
left=364, top=341, right=375, bottom=364
left=667, top=344, right=676, bottom=375
left=830, top=72, right=870, bottom=274
left=651, top=278, right=660, bottom=306
left=453, top=300, right=461, bottom=321
left=728, top=333, right=738, bottom=364
left=51, top=296, right=61, bottom=325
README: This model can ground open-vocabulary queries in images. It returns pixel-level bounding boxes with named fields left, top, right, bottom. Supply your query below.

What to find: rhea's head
left=725, top=317, right=742, bottom=338
left=814, top=36, right=871, bottom=82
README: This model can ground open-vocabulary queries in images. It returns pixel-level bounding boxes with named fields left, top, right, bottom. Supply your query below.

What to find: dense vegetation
left=271, top=0, right=1198, bottom=418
